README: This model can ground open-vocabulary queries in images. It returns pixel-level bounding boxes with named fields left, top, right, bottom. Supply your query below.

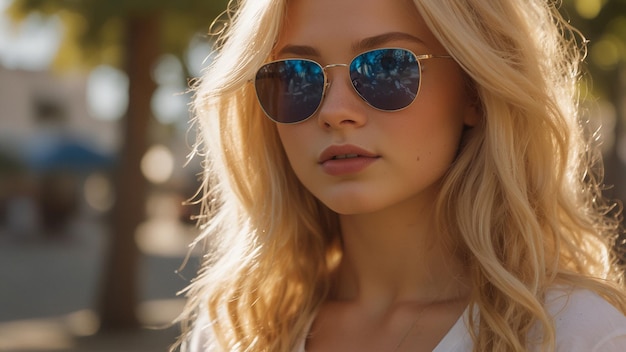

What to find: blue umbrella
left=29, top=139, right=116, bottom=173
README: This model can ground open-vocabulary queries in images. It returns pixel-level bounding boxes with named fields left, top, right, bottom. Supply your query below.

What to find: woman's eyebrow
left=353, top=32, right=427, bottom=52
left=275, top=44, right=320, bottom=58
left=275, top=32, right=426, bottom=58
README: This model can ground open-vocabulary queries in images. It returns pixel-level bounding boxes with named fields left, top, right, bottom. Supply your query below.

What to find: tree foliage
left=561, top=0, right=626, bottom=98
left=9, top=0, right=625, bottom=98
left=8, top=0, right=229, bottom=69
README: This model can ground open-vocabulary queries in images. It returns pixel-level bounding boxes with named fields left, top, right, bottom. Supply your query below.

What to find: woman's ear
left=463, top=80, right=482, bottom=128
left=463, top=100, right=482, bottom=128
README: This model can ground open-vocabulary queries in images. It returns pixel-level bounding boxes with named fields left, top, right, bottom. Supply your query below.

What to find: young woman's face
left=274, top=0, right=478, bottom=215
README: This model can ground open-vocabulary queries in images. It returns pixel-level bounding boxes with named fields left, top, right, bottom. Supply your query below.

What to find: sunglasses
left=253, top=48, right=451, bottom=124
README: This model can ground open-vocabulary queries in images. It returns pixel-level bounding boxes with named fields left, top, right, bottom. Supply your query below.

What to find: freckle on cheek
left=416, top=156, right=421, bottom=162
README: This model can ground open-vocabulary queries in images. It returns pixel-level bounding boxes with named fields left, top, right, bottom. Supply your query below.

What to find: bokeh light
left=0, top=10, right=62, bottom=70
left=574, top=0, right=605, bottom=19
left=84, top=172, right=114, bottom=212
left=590, top=36, right=622, bottom=70
left=86, top=65, right=129, bottom=120
left=140, top=144, right=174, bottom=184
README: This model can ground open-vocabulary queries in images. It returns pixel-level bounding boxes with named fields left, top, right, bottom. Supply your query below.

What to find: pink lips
left=318, top=145, right=380, bottom=176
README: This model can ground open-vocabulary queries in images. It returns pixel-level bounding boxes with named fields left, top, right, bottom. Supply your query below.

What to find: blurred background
left=0, top=0, right=624, bottom=351
left=0, top=0, right=229, bottom=351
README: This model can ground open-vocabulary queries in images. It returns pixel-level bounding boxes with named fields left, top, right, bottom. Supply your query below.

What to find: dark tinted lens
left=254, top=59, right=325, bottom=123
left=350, top=48, right=420, bottom=110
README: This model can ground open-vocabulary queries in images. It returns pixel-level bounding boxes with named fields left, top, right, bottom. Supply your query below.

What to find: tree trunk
left=98, top=14, right=160, bottom=330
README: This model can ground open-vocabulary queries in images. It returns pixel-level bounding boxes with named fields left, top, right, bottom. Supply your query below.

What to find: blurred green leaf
left=562, top=0, right=626, bottom=98
left=7, top=0, right=229, bottom=71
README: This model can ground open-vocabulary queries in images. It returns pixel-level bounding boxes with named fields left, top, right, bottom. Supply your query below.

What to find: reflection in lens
left=350, top=48, right=420, bottom=111
left=255, top=59, right=325, bottom=123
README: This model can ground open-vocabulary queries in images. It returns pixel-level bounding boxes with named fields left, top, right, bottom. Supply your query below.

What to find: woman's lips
left=318, top=145, right=380, bottom=176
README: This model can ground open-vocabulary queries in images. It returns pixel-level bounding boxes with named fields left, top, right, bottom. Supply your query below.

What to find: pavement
left=0, top=203, right=201, bottom=352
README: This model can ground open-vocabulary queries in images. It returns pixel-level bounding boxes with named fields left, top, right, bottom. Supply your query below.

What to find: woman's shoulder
left=429, top=285, right=626, bottom=352
left=539, top=285, right=626, bottom=351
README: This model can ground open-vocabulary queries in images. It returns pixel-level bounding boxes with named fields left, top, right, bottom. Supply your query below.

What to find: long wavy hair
left=177, top=0, right=626, bottom=351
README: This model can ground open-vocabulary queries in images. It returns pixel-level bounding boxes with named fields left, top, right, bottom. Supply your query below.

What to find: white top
left=186, top=287, right=626, bottom=351
left=294, top=287, right=626, bottom=352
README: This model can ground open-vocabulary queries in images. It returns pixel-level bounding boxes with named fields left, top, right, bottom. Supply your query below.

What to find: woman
left=178, top=0, right=626, bottom=350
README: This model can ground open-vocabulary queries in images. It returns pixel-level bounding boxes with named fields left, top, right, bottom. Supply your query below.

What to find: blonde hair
left=177, top=0, right=626, bottom=351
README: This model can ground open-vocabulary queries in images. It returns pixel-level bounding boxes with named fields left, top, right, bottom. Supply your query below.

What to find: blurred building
left=0, top=66, right=119, bottom=153
left=0, top=66, right=119, bottom=239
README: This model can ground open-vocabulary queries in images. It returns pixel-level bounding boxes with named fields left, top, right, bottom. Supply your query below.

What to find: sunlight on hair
left=175, top=0, right=626, bottom=350
left=584, top=100, right=616, bottom=155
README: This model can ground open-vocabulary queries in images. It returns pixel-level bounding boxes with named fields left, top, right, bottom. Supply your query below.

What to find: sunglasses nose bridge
left=322, top=63, right=349, bottom=82
left=321, top=62, right=350, bottom=98
left=323, top=63, right=349, bottom=70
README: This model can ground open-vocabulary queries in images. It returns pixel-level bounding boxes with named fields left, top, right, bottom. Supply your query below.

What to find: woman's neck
left=333, top=200, right=470, bottom=311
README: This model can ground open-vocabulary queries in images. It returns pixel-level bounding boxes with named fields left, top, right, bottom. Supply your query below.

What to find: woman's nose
left=316, top=68, right=368, bottom=130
